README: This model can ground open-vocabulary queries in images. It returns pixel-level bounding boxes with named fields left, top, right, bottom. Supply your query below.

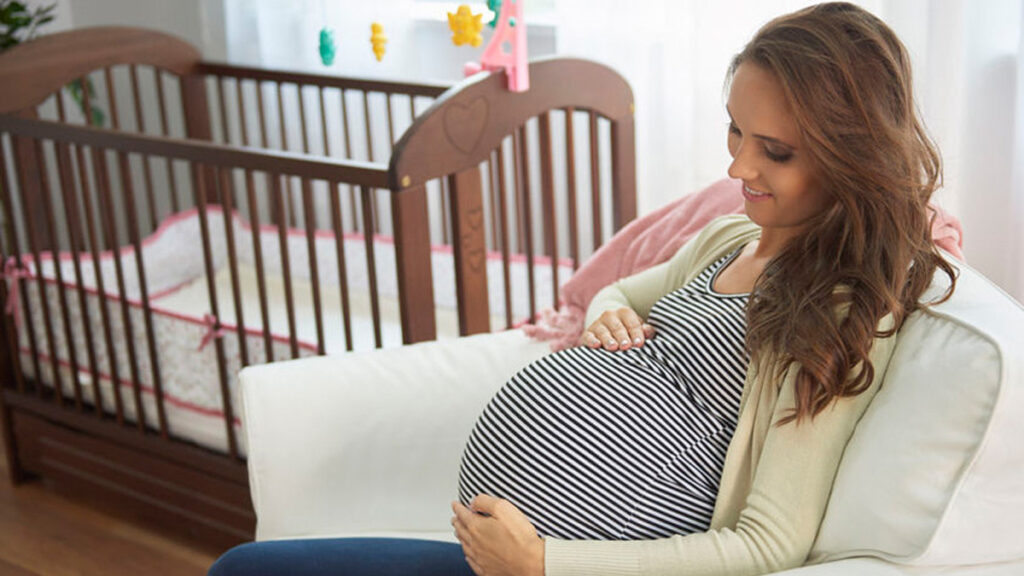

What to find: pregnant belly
left=456, top=346, right=729, bottom=540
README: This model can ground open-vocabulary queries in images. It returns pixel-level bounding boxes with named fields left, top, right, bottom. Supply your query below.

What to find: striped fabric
left=457, top=249, right=750, bottom=540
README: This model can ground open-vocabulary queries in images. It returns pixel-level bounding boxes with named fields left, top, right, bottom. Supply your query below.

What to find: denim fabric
left=207, top=537, right=475, bottom=576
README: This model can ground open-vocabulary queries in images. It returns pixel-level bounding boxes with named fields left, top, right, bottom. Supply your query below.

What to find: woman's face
left=726, top=62, right=832, bottom=238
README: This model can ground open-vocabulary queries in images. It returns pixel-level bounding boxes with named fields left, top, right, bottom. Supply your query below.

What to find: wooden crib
left=0, top=26, right=636, bottom=550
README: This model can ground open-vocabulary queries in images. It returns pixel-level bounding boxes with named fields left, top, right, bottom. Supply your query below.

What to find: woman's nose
left=727, top=144, right=757, bottom=181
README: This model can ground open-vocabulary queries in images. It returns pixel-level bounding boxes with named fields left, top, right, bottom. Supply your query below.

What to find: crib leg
left=0, top=403, right=23, bottom=485
left=0, top=321, right=24, bottom=485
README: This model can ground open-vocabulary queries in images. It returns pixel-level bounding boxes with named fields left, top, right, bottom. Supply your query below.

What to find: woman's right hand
left=580, top=308, right=656, bottom=351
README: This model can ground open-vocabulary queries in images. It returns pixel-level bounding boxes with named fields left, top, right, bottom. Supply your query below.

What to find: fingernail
left=605, top=339, right=616, bottom=347
left=620, top=339, right=630, bottom=347
left=633, top=337, right=643, bottom=345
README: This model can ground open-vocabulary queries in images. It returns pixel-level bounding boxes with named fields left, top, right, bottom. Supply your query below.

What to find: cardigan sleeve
left=543, top=326, right=898, bottom=576
left=584, top=215, right=758, bottom=328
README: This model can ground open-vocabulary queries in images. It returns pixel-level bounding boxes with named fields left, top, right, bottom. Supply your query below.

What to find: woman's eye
left=765, top=148, right=793, bottom=163
left=728, top=121, right=792, bottom=163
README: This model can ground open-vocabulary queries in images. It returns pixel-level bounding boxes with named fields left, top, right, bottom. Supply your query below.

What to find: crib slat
left=18, top=140, right=66, bottom=406
left=514, top=126, right=536, bottom=323
left=391, top=183, right=435, bottom=344
left=272, top=173, right=300, bottom=359
left=80, top=76, right=104, bottom=248
left=120, top=149, right=168, bottom=438
left=45, top=140, right=87, bottom=411
left=564, top=107, right=579, bottom=270
left=487, top=154, right=499, bottom=251
left=318, top=87, right=330, bottom=159
left=494, top=144, right=513, bottom=330
left=56, top=138, right=103, bottom=415
left=440, top=176, right=451, bottom=246
left=155, top=70, right=181, bottom=215
left=219, top=168, right=250, bottom=368
left=362, top=92, right=380, bottom=233
left=194, top=163, right=240, bottom=460
left=538, top=112, right=560, bottom=307
left=245, top=170, right=274, bottom=363
left=340, top=89, right=357, bottom=232
left=215, top=74, right=230, bottom=145
left=0, top=135, right=31, bottom=394
left=101, top=68, right=119, bottom=132
left=298, top=85, right=311, bottom=154
left=301, top=178, right=325, bottom=354
left=84, top=77, right=140, bottom=422
left=54, top=94, right=101, bottom=407
left=449, top=167, right=490, bottom=336
left=81, top=143, right=126, bottom=424
left=385, top=92, right=396, bottom=147
left=281, top=86, right=300, bottom=229
left=105, top=147, right=147, bottom=431
left=589, top=111, right=602, bottom=250
left=235, top=77, right=250, bottom=147
left=610, top=109, right=637, bottom=233
left=256, top=80, right=269, bottom=149
left=362, top=91, right=374, bottom=162
left=328, top=180, right=354, bottom=350
left=274, top=83, right=297, bottom=229
left=129, top=66, right=158, bottom=231
left=360, top=186, right=382, bottom=348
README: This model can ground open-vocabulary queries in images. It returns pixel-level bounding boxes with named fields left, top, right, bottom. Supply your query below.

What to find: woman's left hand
left=451, top=495, right=544, bottom=576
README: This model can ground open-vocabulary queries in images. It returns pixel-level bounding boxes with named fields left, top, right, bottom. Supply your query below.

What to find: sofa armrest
left=240, top=329, right=550, bottom=541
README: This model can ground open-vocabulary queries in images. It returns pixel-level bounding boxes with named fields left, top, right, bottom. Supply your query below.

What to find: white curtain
left=884, top=0, right=1023, bottom=300
left=555, top=0, right=1024, bottom=303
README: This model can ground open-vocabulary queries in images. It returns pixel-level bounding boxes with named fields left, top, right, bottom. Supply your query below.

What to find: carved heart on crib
left=443, top=98, right=489, bottom=154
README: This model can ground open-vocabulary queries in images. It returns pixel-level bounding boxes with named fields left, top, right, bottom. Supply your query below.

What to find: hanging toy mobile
left=486, top=0, right=501, bottom=28
left=461, top=0, right=529, bottom=92
left=447, top=5, right=484, bottom=47
left=319, top=27, right=337, bottom=66
left=370, top=22, right=388, bottom=62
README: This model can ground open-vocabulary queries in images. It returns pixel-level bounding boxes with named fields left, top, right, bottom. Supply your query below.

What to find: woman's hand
left=580, top=307, right=655, bottom=351
left=451, top=495, right=544, bottom=576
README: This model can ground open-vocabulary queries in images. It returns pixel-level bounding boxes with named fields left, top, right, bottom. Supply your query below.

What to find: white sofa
left=239, top=256, right=1024, bottom=575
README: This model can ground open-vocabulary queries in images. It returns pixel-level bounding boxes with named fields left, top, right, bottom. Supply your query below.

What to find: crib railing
left=0, top=113, right=390, bottom=458
left=388, top=56, right=637, bottom=341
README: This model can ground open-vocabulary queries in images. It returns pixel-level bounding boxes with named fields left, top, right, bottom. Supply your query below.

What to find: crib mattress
left=11, top=207, right=572, bottom=455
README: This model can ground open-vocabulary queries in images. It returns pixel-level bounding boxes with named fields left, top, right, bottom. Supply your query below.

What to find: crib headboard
left=0, top=26, right=208, bottom=130
left=388, top=58, right=637, bottom=341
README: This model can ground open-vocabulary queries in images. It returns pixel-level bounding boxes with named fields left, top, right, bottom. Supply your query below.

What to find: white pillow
left=811, top=260, right=1024, bottom=565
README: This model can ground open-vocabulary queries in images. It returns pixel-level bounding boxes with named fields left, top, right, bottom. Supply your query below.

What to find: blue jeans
left=207, top=537, right=475, bottom=576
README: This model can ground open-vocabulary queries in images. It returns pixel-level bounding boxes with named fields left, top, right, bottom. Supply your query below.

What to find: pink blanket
left=523, top=178, right=965, bottom=351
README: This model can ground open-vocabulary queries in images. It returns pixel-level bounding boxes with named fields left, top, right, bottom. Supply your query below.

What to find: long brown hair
left=728, top=2, right=957, bottom=424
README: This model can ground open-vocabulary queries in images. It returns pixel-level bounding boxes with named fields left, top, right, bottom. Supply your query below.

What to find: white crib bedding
left=12, top=207, right=572, bottom=455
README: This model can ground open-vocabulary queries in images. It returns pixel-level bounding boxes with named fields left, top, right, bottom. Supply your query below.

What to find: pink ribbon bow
left=198, top=313, right=230, bottom=351
left=1, top=256, right=31, bottom=329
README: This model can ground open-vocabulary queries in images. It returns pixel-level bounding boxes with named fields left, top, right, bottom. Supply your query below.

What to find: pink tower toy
left=464, top=0, right=529, bottom=92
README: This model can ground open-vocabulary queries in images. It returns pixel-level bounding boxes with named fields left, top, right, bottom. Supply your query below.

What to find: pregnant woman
left=209, top=3, right=956, bottom=575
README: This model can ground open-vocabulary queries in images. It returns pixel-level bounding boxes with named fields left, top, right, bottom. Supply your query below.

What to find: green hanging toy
left=486, top=0, right=501, bottom=28
left=319, top=27, right=336, bottom=66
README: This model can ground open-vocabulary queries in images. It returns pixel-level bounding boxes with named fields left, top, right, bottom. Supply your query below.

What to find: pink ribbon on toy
left=198, top=313, right=229, bottom=351
left=1, top=257, right=31, bottom=329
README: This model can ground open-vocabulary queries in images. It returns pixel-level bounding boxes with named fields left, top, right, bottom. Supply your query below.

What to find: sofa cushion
left=810, top=259, right=1024, bottom=565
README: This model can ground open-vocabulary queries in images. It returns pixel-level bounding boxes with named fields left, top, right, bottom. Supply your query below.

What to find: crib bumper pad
left=240, top=328, right=550, bottom=542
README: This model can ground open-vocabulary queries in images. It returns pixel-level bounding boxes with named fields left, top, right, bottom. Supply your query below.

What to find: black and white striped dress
left=457, top=248, right=750, bottom=540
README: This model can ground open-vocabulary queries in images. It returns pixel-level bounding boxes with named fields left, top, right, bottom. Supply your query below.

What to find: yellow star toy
left=447, top=5, right=484, bottom=47
left=370, top=22, right=387, bottom=62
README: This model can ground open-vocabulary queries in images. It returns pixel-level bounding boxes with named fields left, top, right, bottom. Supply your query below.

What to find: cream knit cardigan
left=546, top=215, right=897, bottom=576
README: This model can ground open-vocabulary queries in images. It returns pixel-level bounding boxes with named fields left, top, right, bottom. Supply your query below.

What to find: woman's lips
left=742, top=184, right=773, bottom=202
